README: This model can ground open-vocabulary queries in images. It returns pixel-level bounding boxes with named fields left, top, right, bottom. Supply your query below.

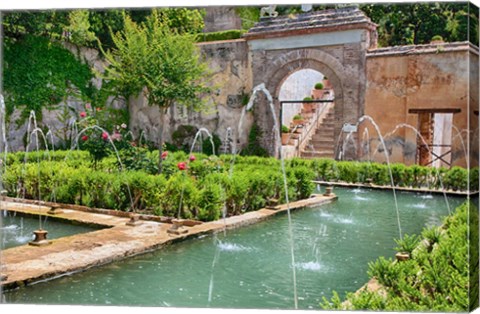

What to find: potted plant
left=322, top=76, right=332, bottom=89
left=312, top=83, right=324, bottom=99
left=430, top=35, right=444, bottom=44
left=302, top=96, right=315, bottom=113
left=291, top=114, right=304, bottom=127
left=281, top=125, right=290, bottom=145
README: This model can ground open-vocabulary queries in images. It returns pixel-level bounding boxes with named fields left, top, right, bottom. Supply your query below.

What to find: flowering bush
left=76, top=103, right=131, bottom=168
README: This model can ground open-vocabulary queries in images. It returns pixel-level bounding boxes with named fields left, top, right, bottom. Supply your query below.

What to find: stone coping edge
left=1, top=194, right=337, bottom=291
left=313, top=181, right=472, bottom=196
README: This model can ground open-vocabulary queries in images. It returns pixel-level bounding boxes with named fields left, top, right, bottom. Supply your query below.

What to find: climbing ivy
left=3, top=35, right=95, bottom=119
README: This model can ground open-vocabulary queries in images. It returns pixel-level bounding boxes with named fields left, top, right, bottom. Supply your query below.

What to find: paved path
left=1, top=194, right=336, bottom=290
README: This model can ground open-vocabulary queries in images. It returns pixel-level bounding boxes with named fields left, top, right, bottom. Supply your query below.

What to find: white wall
left=279, top=69, right=323, bottom=127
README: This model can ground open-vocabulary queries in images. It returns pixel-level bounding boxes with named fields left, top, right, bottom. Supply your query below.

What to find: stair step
left=310, top=139, right=335, bottom=145
left=312, top=133, right=334, bottom=140
left=300, top=151, right=335, bottom=159
left=319, top=122, right=335, bottom=128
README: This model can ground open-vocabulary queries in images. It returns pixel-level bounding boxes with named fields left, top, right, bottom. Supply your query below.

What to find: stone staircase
left=300, top=106, right=336, bottom=159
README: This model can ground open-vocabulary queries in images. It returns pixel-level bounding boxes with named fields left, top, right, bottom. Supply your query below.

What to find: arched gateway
left=242, top=7, right=377, bottom=156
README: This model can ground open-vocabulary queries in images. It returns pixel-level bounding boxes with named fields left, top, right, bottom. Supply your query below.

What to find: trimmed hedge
left=285, top=157, right=475, bottom=192
left=196, top=29, right=246, bottom=42
left=1, top=150, right=315, bottom=221
left=1, top=151, right=475, bottom=221
left=321, top=201, right=475, bottom=311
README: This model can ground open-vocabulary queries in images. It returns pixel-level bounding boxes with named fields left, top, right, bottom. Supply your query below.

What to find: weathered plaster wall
left=128, top=39, right=253, bottom=151
left=469, top=49, right=479, bottom=169
left=363, top=43, right=478, bottom=168
left=203, top=7, right=242, bottom=32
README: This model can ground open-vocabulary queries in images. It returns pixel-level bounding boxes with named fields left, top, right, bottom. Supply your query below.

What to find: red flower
left=177, top=162, right=187, bottom=171
left=96, top=107, right=102, bottom=112
left=101, top=132, right=109, bottom=140
left=189, top=154, right=196, bottom=162
left=161, top=151, right=168, bottom=160
left=81, top=135, right=88, bottom=141
left=80, top=112, right=87, bottom=118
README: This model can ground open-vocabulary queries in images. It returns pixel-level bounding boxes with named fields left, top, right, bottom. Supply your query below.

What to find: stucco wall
left=128, top=39, right=253, bottom=151
left=363, top=43, right=478, bottom=168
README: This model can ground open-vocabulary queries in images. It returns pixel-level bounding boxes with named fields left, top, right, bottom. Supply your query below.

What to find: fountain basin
left=0, top=193, right=336, bottom=291
left=2, top=187, right=463, bottom=309
left=1, top=208, right=105, bottom=250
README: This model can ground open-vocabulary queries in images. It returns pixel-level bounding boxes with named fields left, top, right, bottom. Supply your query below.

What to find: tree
left=100, top=10, right=212, bottom=173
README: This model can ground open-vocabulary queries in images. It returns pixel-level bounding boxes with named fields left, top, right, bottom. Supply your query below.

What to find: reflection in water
left=4, top=188, right=464, bottom=309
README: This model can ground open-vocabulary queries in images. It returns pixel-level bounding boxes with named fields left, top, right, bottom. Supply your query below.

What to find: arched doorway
left=244, top=7, right=376, bottom=157
left=278, top=69, right=337, bottom=158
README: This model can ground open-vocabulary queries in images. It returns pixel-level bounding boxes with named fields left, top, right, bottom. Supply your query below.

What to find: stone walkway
left=1, top=194, right=336, bottom=290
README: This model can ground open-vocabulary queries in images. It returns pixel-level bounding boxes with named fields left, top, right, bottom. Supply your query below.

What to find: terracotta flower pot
left=281, top=133, right=290, bottom=145
left=312, top=89, right=323, bottom=100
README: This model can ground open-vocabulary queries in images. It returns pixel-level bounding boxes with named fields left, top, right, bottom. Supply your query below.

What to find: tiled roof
left=367, top=41, right=478, bottom=57
left=244, top=6, right=375, bottom=38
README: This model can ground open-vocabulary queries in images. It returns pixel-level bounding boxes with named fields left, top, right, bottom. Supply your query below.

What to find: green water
left=0, top=210, right=103, bottom=250
left=3, top=187, right=464, bottom=309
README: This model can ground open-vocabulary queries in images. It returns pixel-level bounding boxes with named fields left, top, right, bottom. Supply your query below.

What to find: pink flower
left=177, top=162, right=187, bottom=171
left=111, top=132, right=122, bottom=141
left=85, top=103, right=91, bottom=110
left=81, top=135, right=88, bottom=141
left=80, top=112, right=87, bottom=118
left=161, top=151, right=168, bottom=160
left=121, top=123, right=127, bottom=129
left=101, top=132, right=109, bottom=140
left=189, top=154, right=196, bottom=162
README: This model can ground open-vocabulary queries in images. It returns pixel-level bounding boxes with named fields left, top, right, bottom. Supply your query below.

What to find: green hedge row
left=289, top=158, right=477, bottom=192
left=321, top=201, right=476, bottom=311
left=1, top=153, right=315, bottom=221
left=196, top=29, right=246, bottom=42
left=3, top=151, right=477, bottom=192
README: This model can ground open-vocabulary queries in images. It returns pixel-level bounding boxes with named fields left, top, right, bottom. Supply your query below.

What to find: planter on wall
left=281, top=133, right=290, bottom=145
left=323, top=78, right=332, bottom=90
left=312, top=89, right=323, bottom=100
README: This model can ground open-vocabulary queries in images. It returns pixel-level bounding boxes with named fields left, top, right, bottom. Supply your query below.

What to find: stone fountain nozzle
left=167, top=219, right=188, bottom=235
left=126, top=213, right=142, bottom=226
left=0, top=190, right=7, bottom=201
left=47, top=204, right=63, bottom=215
left=324, top=185, right=334, bottom=196
left=29, top=229, right=51, bottom=247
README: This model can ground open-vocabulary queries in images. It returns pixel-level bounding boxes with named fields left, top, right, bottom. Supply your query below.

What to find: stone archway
left=244, top=7, right=376, bottom=156
left=268, top=49, right=346, bottom=139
